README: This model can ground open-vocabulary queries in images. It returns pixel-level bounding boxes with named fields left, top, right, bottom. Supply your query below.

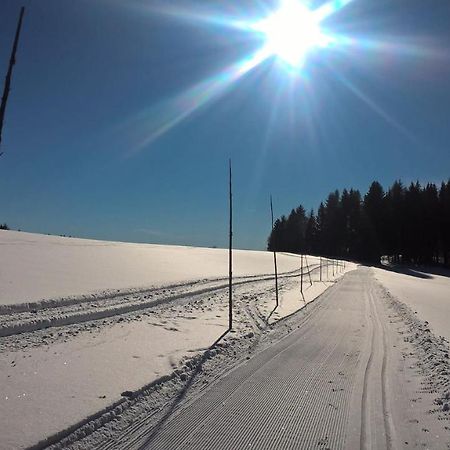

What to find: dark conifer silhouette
left=267, top=179, right=450, bottom=266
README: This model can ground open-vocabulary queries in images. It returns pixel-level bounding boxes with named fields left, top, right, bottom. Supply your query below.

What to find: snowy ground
left=0, top=231, right=352, bottom=449
left=373, top=264, right=450, bottom=342
left=37, top=267, right=450, bottom=450
left=0, top=231, right=307, bottom=307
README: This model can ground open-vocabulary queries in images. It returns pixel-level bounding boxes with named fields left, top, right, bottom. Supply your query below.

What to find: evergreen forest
left=267, top=180, right=450, bottom=265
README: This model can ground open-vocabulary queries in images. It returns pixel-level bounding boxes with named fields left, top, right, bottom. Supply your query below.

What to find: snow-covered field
left=0, top=231, right=352, bottom=449
left=2, top=230, right=450, bottom=449
left=3, top=230, right=450, bottom=449
left=0, top=231, right=305, bottom=307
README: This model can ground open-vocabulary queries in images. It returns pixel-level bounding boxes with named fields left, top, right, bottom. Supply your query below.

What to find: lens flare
left=253, top=0, right=332, bottom=68
left=123, top=47, right=271, bottom=154
left=117, top=0, right=441, bottom=153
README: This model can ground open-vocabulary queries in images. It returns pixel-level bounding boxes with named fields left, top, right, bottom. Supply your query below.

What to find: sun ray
left=116, top=0, right=446, bottom=153
left=331, top=34, right=448, bottom=61
left=314, top=0, right=354, bottom=22
left=245, top=69, right=288, bottom=208
left=124, top=47, right=271, bottom=154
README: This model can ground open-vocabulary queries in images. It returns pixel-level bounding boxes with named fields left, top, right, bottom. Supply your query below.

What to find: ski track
left=25, top=266, right=450, bottom=450
left=96, top=270, right=373, bottom=450
left=0, top=261, right=342, bottom=346
left=94, top=267, right=448, bottom=450
left=359, top=279, right=394, bottom=450
left=0, top=265, right=333, bottom=339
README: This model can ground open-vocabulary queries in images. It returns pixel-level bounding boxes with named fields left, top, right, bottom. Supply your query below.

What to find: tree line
left=267, top=180, right=450, bottom=266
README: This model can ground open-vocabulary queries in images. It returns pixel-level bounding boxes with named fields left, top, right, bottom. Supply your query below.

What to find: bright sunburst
left=254, top=0, right=332, bottom=68
left=125, top=0, right=433, bottom=151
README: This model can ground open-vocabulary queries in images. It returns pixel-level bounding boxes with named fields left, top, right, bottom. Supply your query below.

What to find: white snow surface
left=0, top=230, right=302, bottom=306
left=373, top=265, right=450, bottom=342
left=0, top=230, right=355, bottom=449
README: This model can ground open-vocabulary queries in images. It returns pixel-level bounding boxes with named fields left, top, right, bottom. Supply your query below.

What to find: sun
left=254, top=0, right=331, bottom=68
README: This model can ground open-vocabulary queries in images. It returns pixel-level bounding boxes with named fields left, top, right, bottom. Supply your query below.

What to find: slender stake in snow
left=300, top=254, right=304, bottom=295
left=0, top=7, right=25, bottom=157
left=228, top=159, right=233, bottom=330
left=270, top=195, right=279, bottom=309
left=305, top=254, right=313, bottom=286
left=320, top=256, right=322, bottom=282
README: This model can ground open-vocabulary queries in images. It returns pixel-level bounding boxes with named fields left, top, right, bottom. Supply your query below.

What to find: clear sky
left=1, top=0, right=449, bottom=250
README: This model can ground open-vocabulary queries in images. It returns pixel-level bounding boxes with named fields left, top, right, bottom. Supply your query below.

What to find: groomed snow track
left=0, top=264, right=329, bottom=338
left=94, top=268, right=394, bottom=450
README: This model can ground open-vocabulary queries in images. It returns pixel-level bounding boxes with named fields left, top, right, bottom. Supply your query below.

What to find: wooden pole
left=305, top=254, right=313, bottom=286
left=270, top=195, right=279, bottom=309
left=300, top=254, right=304, bottom=295
left=0, top=7, right=25, bottom=156
left=228, top=159, right=233, bottom=330
left=320, top=256, right=322, bottom=282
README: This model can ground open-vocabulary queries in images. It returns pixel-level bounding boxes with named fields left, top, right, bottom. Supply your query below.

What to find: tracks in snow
left=94, top=269, right=384, bottom=450
left=0, top=265, right=324, bottom=339
left=358, top=280, right=395, bottom=450
left=6, top=266, right=448, bottom=450
left=40, top=266, right=449, bottom=450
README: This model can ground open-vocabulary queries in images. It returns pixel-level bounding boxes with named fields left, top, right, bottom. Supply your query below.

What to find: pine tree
left=362, top=181, right=385, bottom=262
left=305, top=210, right=318, bottom=254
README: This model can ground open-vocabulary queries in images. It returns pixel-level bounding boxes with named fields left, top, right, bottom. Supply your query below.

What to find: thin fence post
left=228, top=159, right=233, bottom=330
left=300, top=254, right=304, bottom=296
left=320, top=256, right=322, bottom=282
left=305, top=254, right=313, bottom=286
left=270, top=195, right=279, bottom=309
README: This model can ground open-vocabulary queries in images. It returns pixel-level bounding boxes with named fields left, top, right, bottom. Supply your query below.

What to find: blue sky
left=1, top=0, right=449, bottom=250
